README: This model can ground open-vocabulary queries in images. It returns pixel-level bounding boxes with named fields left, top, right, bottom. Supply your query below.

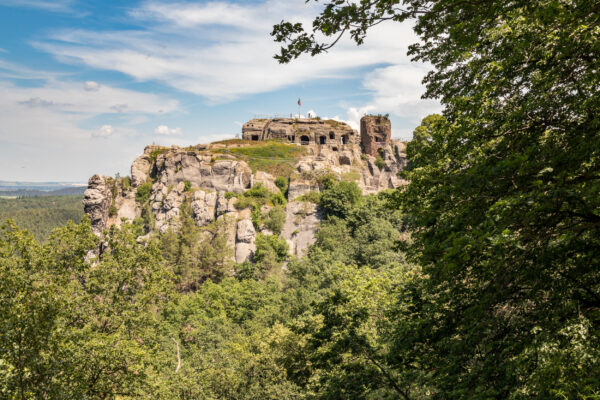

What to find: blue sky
left=0, top=0, right=440, bottom=182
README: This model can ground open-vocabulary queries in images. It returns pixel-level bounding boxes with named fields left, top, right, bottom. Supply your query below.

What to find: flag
left=298, top=98, right=301, bottom=106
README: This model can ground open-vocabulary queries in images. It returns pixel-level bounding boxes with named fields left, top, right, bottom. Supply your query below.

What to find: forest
left=1, top=0, right=599, bottom=398
left=0, top=195, right=83, bottom=242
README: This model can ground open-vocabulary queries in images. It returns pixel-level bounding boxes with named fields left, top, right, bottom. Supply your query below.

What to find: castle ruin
left=242, top=115, right=391, bottom=155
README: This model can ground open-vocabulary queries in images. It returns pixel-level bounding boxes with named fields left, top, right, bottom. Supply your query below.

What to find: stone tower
left=360, top=115, right=391, bottom=156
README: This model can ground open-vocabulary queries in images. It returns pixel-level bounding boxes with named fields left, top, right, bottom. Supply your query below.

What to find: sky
left=0, top=0, right=440, bottom=182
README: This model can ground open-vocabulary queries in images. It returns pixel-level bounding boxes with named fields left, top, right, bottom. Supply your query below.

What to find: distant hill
left=0, top=180, right=87, bottom=192
left=0, top=187, right=87, bottom=197
left=0, top=195, right=84, bottom=242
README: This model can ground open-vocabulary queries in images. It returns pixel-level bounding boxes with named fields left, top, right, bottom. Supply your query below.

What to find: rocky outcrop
left=191, top=190, right=218, bottom=226
left=84, top=115, right=409, bottom=264
left=131, top=147, right=154, bottom=186
left=83, top=175, right=112, bottom=236
left=153, top=150, right=252, bottom=193
left=253, top=171, right=280, bottom=194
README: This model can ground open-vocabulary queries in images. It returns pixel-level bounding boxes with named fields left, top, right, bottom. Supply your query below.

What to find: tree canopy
left=275, top=0, right=600, bottom=397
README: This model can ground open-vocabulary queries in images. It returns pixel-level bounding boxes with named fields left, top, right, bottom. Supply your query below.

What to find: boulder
left=236, top=219, right=256, bottom=243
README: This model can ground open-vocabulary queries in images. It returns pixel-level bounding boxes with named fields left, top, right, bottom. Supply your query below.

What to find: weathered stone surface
left=110, top=190, right=139, bottom=227
left=281, top=201, right=321, bottom=258
left=236, top=219, right=256, bottom=243
left=131, top=154, right=152, bottom=187
left=154, top=150, right=252, bottom=193
left=83, top=175, right=112, bottom=236
left=253, top=171, right=280, bottom=193
left=191, top=190, right=217, bottom=226
left=235, top=242, right=256, bottom=264
left=216, top=191, right=229, bottom=216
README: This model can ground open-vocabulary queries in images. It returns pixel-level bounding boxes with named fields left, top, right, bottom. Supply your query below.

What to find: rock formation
left=84, top=116, right=409, bottom=264
left=83, top=174, right=112, bottom=236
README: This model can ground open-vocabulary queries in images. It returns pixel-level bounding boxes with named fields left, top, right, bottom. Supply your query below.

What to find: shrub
left=135, top=182, right=153, bottom=204
left=109, top=204, right=118, bottom=217
left=295, top=191, right=321, bottom=204
left=224, top=191, right=237, bottom=200
left=183, top=181, right=192, bottom=192
left=251, top=207, right=262, bottom=230
left=375, top=155, right=386, bottom=170
left=274, top=176, right=288, bottom=192
left=264, top=206, right=286, bottom=234
left=120, top=176, right=131, bottom=190
left=316, top=172, right=339, bottom=190
left=245, top=183, right=271, bottom=199
left=254, top=233, right=289, bottom=265
left=271, top=192, right=287, bottom=206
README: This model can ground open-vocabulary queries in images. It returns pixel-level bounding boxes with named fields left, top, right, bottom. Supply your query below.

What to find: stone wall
left=360, top=116, right=392, bottom=156
left=242, top=118, right=359, bottom=148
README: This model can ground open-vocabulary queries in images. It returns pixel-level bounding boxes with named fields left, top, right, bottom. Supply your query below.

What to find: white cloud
left=1, top=79, right=179, bottom=115
left=94, top=125, right=114, bottom=137
left=0, top=64, right=180, bottom=181
left=33, top=1, right=423, bottom=103
left=84, top=80, right=100, bottom=91
left=361, top=64, right=441, bottom=120
left=0, top=48, right=7, bottom=53
left=341, top=64, right=442, bottom=137
left=154, top=125, right=182, bottom=135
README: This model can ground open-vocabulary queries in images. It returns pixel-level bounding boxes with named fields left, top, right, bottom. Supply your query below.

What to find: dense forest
left=0, top=195, right=83, bottom=242
left=2, top=0, right=599, bottom=399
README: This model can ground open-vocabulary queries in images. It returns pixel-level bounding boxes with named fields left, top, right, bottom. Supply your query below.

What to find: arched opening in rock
left=251, top=135, right=259, bottom=141
left=329, top=132, right=335, bottom=140
left=375, top=136, right=384, bottom=142
left=319, top=136, right=326, bottom=144
left=300, top=135, right=310, bottom=145
left=341, top=135, right=348, bottom=145
left=332, top=146, right=338, bottom=152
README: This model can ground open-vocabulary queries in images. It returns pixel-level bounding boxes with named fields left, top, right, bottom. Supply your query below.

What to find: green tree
left=264, top=205, right=286, bottom=235
left=319, top=181, right=362, bottom=219
left=405, top=114, right=446, bottom=171
left=275, top=0, right=600, bottom=397
left=0, top=218, right=174, bottom=399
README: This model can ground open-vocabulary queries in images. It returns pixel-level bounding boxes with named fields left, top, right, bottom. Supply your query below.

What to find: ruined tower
left=360, top=115, right=391, bottom=156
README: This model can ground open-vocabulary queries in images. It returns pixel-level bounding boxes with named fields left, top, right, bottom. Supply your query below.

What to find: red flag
left=298, top=98, right=301, bottom=106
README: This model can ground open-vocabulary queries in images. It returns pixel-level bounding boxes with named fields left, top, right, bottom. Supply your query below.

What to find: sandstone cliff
left=84, top=117, right=408, bottom=264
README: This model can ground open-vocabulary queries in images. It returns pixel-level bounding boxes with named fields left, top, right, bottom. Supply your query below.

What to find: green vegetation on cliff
left=213, top=140, right=307, bottom=177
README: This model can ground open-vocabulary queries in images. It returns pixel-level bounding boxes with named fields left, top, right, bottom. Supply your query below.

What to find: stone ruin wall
left=243, top=116, right=393, bottom=157
left=360, top=116, right=392, bottom=156
left=242, top=118, right=360, bottom=150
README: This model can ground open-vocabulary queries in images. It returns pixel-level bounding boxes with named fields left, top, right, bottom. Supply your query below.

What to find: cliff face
left=84, top=118, right=408, bottom=263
